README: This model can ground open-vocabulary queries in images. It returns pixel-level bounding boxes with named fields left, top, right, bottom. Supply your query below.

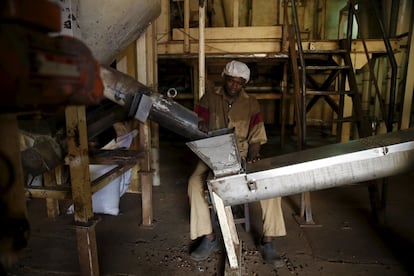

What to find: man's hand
left=247, top=142, right=261, bottom=163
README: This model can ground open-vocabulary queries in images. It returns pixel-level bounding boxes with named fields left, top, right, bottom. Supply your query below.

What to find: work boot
left=190, top=236, right=219, bottom=261
left=258, top=242, right=284, bottom=268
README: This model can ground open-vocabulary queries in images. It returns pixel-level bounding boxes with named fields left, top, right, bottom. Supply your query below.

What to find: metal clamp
left=167, top=88, right=177, bottom=98
left=246, top=177, right=257, bottom=192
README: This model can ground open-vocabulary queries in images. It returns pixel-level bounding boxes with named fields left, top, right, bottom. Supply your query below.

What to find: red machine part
left=0, top=0, right=104, bottom=113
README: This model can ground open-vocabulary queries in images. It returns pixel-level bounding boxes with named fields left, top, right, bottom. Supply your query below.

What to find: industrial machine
left=187, top=128, right=414, bottom=269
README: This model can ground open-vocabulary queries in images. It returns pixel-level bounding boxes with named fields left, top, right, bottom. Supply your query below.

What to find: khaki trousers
left=188, top=160, right=286, bottom=240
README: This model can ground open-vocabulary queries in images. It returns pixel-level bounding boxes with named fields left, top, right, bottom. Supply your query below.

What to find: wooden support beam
left=91, top=164, right=135, bottom=194
left=65, top=105, right=100, bottom=276
left=43, top=170, right=60, bottom=218
left=65, top=105, right=93, bottom=223
left=212, top=192, right=239, bottom=269
left=88, top=149, right=144, bottom=165
left=172, top=26, right=283, bottom=40
left=159, top=38, right=401, bottom=56
left=184, top=0, right=190, bottom=53
left=224, top=241, right=243, bottom=275
left=401, top=31, right=414, bottom=129
left=147, top=20, right=161, bottom=187
left=128, top=125, right=142, bottom=194
left=156, top=0, right=170, bottom=43
left=26, top=163, right=136, bottom=200
left=136, top=25, right=154, bottom=226
left=140, top=170, right=153, bottom=226
left=139, top=121, right=153, bottom=226
left=232, top=0, right=239, bottom=27
left=25, top=186, right=71, bottom=200
left=158, top=40, right=283, bottom=55
left=76, top=221, right=99, bottom=276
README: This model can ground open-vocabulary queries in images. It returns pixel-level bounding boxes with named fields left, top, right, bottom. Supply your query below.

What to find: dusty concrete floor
left=8, top=129, right=414, bottom=275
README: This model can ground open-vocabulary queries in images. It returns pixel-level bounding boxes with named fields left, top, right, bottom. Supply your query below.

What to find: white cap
left=222, top=60, right=250, bottom=83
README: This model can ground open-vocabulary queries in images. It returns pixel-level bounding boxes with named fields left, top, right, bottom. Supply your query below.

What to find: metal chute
left=187, top=128, right=414, bottom=206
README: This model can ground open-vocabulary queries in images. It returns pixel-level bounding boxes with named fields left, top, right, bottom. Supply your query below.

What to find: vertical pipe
left=199, top=0, right=206, bottom=99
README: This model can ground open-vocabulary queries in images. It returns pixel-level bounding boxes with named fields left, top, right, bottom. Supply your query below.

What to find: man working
left=187, top=60, right=286, bottom=267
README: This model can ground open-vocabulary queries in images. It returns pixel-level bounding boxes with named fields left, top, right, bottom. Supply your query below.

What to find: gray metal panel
left=209, top=128, right=414, bottom=206
left=134, top=94, right=153, bottom=122
left=186, top=134, right=243, bottom=177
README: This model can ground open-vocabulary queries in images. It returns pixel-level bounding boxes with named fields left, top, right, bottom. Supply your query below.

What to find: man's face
left=224, top=75, right=246, bottom=98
